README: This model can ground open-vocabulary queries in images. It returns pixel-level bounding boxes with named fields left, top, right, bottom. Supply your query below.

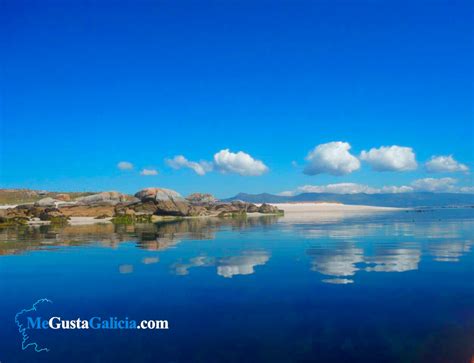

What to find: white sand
left=273, top=202, right=404, bottom=223
left=0, top=204, right=18, bottom=209
left=68, top=217, right=112, bottom=225
left=274, top=202, right=401, bottom=213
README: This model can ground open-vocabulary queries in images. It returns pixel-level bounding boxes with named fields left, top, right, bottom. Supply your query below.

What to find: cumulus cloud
left=303, top=141, right=360, bottom=176
left=360, top=145, right=417, bottom=171
left=213, top=149, right=268, bottom=176
left=379, top=185, right=414, bottom=193
left=296, top=183, right=379, bottom=194
left=410, top=177, right=457, bottom=192
left=140, top=168, right=158, bottom=176
left=117, top=161, right=133, bottom=170
left=278, top=179, right=474, bottom=195
left=425, top=155, right=469, bottom=173
left=166, top=155, right=213, bottom=176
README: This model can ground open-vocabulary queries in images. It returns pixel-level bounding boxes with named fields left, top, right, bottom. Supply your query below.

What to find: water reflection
left=142, top=257, right=159, bottom=265
left=0, top=215, right=280, bottom=256
left=308, top=243, right=363, bottom=279
left=173, top=256, right=214, bottom=276
left=217, top=251, right=270, bottom=278
left=1, top=211, right=473, bottom=283
left=171, top=251, right=271, bottom=278
left=364, top=246, right=421, bottom=273
left=119, top=264, right=134, bottom=274
left=428, top=240, right=473, bottom=262
left=300, top=218, right=473, bottom=283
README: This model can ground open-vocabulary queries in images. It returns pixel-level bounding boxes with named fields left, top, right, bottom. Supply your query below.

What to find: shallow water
left=1, top=209, right=473, bottom=362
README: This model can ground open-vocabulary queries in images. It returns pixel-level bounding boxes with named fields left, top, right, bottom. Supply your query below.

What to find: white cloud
left=303, top=141, right=360, bottom=176
left=213, top=149, right=268, bottom=176
left=425, top=155, right=469, bottom=173
left=410, top=177, right=457, bottom=192
left=459, top=186, right=474, bottom=193
left=166, top=155, right=213, bottom=176
left=117, top=161, right=133, bottom=170
left=360, top=145, right=417, bottom=171
left=140, top=168, right=158, bottom=176
left=279, top=179, right=474, bottom=195
left=379, top=185, right=414, bottom=193
left=296, top=183, right=379, bottom=194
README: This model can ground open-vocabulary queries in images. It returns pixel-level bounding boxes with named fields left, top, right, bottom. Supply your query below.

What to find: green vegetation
left=48, top=216, right=70, bottom=226
left=217, top=211, right=248, bottom=218
left=112, top=214, right=153, bottom=225
left=0, top=217, right=29, bottom=227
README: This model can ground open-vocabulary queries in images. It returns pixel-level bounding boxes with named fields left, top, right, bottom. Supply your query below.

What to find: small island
left=0, top=188, right=284, bottom=227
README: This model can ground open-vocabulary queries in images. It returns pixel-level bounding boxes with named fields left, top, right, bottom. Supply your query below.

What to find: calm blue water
left=1, top=209, right=473, bottom=363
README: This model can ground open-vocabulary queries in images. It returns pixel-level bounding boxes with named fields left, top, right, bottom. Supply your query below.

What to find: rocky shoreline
left=0, top=188, right=284, bottom=227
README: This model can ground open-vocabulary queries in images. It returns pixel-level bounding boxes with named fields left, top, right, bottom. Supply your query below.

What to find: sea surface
left=1, top=208, right=473, bottom=363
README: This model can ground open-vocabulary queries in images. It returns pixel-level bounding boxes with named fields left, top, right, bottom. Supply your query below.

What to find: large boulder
left=55, top=193, right=71, bottom=201
left=38, top=208, right=69, bottom=224
left=258, top=203, right=282, bottom=214
left=0, top=208, right=30, bottom=225
left=186, top=193, right=218, bottom=205
left=134, top=188, right=191, bottom=217
left=134, top=188, right=184, bottom=203
left=35, top=197, right=62, bottom=207
left=188, top=205, right=211, bottom=217
left=59, top=205, right=115, bottom=217
left=12, top=204, right=42, bottom=217
left=154, top=200, right=190, bottom=217
left=75, top=192, right=133, bottom=206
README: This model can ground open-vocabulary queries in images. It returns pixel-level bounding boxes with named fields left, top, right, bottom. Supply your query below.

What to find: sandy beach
left=274, top=202, right=402, bottom=213
left=273, top=202, right=404, bottom=223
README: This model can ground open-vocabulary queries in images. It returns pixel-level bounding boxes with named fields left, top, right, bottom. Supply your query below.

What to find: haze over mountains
left=225, top=192, right=474, bottom=208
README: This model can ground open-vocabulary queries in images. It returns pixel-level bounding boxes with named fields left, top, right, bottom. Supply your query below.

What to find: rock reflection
left=0, top=215, right=280, bottom=256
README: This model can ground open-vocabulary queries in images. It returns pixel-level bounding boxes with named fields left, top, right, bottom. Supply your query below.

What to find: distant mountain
left=225, top=192, right=474, bottom=208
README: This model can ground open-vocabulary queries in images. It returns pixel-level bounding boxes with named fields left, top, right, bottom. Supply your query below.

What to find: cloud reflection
left=217, top=251, right=270, bottom=278
left=172, top=251, right=271, bottom=278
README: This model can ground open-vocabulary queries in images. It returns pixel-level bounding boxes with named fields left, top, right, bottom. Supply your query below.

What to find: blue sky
left=1, top=0, right=472, bottom=198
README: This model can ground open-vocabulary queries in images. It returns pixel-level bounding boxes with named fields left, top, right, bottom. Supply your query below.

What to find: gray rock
left=258, top=203, right=282, bottom=214
left=186, top=193, right=218, bottom=205
left=76, top=192, right=130, bottom=206
left=134, top=188, right=185, bottom=203
left=35, top=197, right=62, bottom=207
